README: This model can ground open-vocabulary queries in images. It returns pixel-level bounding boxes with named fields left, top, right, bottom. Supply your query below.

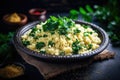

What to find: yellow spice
left=6, top=13, right=21, bottom=22
left=0, top=64, right=24, bottom=78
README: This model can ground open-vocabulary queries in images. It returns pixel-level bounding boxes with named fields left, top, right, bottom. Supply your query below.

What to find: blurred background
left=0, top=0, right=106, bottom=13
left=0, top=0, right=120, bottom=44
left=0, top=0, right=108, bottom=32
left=0, top=0, right=120, bottom=80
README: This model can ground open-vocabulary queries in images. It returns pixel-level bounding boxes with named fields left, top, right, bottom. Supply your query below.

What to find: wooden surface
left=17, top=49, right=115, bottom=80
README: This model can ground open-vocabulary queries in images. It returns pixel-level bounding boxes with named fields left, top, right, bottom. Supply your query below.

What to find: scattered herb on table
left=69, top=0, right=120, bottom=46
left=0, top=32, right=15, bottom=63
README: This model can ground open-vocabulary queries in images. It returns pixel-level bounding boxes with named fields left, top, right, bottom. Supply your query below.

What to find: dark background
left=0, top=0, right=107, bottom=20
left=0, top=0, right=108, bottom=33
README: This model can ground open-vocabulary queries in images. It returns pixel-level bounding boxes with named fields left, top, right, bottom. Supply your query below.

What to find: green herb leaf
left=48, top=41, right=55, bottom=47
left=69, top=9, right=79, bottom=19
left=36, top=42, right=45, bottom=49
left=22, top=40, right=30, bottom=46
left=83, top=25, right=89, bottom=29
left=84, top=32, right=89, bottom=37
left=86, top=5, right=93, bottom=13
left=50, top=31, right=55, bottom=35
left=42, top=16, right=75, bottom=35
left=88, top=44, right=93, bottom=50
left=79, top=7, right=87, bottom=15
left=43, top=34, right=48, bottom=37
left=39, top=50, right=46, bottom=54
left=60, top=51, right=65, bottom=56
left=72, top=39, right=82, bottom=54
left=74, top=29, right=81, bottom=34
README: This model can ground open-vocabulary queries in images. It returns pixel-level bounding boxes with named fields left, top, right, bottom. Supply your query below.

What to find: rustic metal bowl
left=13, top=20, right=109, bottom=63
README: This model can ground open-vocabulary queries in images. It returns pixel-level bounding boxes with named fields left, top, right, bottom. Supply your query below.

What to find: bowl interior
left=13, top=20, right=109, bottom=63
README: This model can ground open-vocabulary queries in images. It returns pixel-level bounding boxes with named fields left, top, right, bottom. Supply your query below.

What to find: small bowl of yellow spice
left=3, top=13, right=28, bottom=27
left=0, top=62, right=25, bottom=79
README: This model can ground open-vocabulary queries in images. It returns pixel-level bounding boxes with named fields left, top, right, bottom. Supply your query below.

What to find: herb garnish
left=31, top=27, right=38, bottom=33
left=36, top=42, right=45, bottom=49
left=22, top=40, right=30, bottom=46
left=84, top=32, right=92, bottom=37
left=42, top=16, right=75, bottom=35
left=69, top=0, right=120, bottom=46
left=48, top=41, right=55, bottom=47
left=39, top=50, right=46, bottom=54
left=50, top=31, right=55, bottom=35
left=60, top=51, right=65, bottom=56
left=83, top=32, right=89, bottom=37
left=29, top=27, right=38, bottom=37
left=72, top=39, right=82, bottom=54
left=88, top=44, right=93, bottom=50
left=74, top=29, right=81, bottom=34
left=0, top=32, right=15, bottom=63
left=82, top=25, right=89, bottom=29
left=43, top=34, right=48, bottom=37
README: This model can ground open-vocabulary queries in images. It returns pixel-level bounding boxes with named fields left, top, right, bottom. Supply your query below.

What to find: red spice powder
left=33, top=11, right=41, bottom=15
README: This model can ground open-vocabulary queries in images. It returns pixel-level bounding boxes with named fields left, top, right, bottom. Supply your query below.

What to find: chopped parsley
left=65, top=34, right=71, bottom=40
left=39, top=50, right=46, bottom=54
left=84, top=32, right=93, bottom=37
left=88, top=44, right=93, bottom=50
left=42, top=16, right=75, bottom=35
left=89, top=32, right=93, bottom=34
left=29, top=27, right=38, bottom=37
left=31, top=27, right=38, bottom=33
left=82, top=25, right=90, bottom=29
left=48, top=41, right=55, bottom=47
left=74, top=29, right=81, bottom=34
left=29, top=33, right=35, bottom=37
left=34, top=36, right=42, bottom=39
left=72, top=39, right=82, bottom=54
left=22, top=40, right=30, bottom=46
left=84, top=32, right=89, bottom=36
left=60, top=51, right=65, bottom=56
left=36, top=42, right=45, bottom=49
left=43, top=34, right=48, bottom=37
left=50, top=31, right=55, bottom=35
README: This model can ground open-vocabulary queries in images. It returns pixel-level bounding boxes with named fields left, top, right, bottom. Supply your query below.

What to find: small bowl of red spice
left=29, top=8, right=47, bottom=21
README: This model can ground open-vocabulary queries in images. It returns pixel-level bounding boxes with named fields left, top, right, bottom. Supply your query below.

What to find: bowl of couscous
left=13, top=16, right=109, bottom=63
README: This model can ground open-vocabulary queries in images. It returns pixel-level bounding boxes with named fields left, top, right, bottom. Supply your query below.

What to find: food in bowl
left=5, top=13, right=21, bottom=23
left=3, top=13, right=28, bottom=26
left=21, top=16, right=101, bottom=56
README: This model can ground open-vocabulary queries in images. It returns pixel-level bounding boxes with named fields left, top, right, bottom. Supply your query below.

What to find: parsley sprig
left=42, top=16, right=75, bottom=35
left=0, top=32, right=15, bottom=63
